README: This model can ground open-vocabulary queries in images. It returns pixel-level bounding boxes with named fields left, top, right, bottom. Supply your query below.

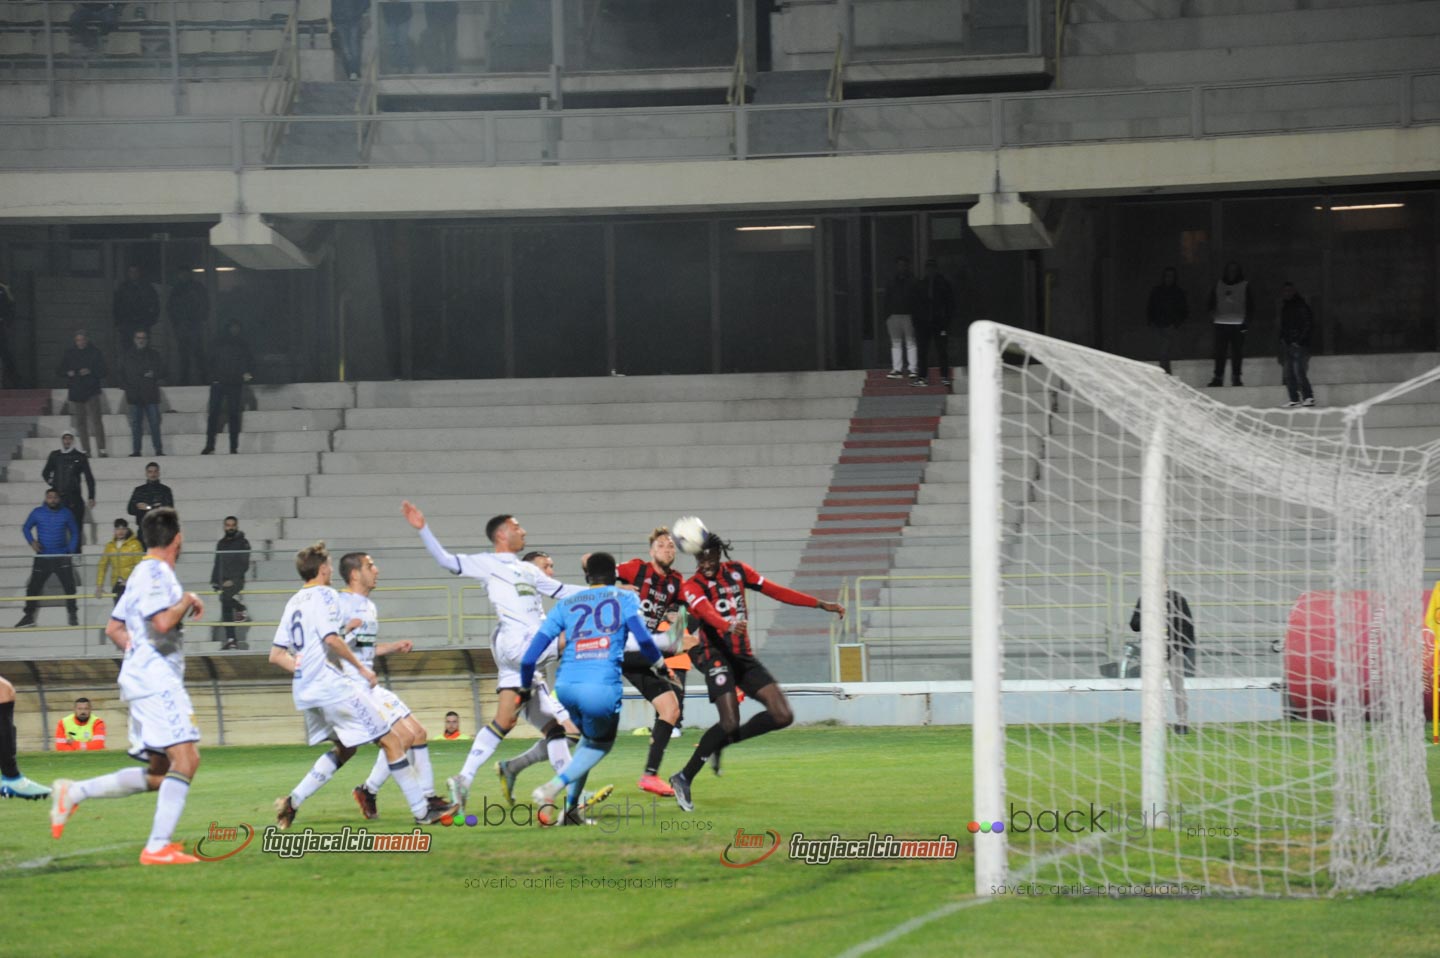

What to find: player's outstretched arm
left=404, top=500, right=462, bottom=574
left=518, top=613, right=563, bottom=696
left=376, top=641, right=413, bottom=657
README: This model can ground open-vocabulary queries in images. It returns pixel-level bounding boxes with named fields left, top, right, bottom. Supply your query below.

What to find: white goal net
left=967, top=320, right=1440, bottom=897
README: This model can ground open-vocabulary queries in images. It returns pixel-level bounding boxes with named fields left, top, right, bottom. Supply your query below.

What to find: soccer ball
left=671, top=516, right=710, bottom=555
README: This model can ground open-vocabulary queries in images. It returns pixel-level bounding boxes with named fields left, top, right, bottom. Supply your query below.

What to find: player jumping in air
left=49, top=508, right=206, bottom=864
left=402, top=501, right=586, bottom=812
left=616, top=528, right=688, bottom=796
left=269, top=542, right=456, bottom=829
left=668, top=530, right=844, bottom=811
left=520, top=552, right=667, bottom=825
left=341, top=551, right=450, bottom=820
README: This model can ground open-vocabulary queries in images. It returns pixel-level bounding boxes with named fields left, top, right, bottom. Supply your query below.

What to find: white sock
left=71, top=766, right=147, bottom=803
left=389, top=757, right=428, bottom=818
left=457, top=726, right=505, bottom=785
left=364, top=749, right=390, bottom=794
left=144, top=774, right=190, bottom=852
left=290, top=751, right=339, bottom=809
left=507, top=739, right=550, bottom=776
left=410, top=744, right=435, bottom=797
left=546, top=736, right=571, bottom=773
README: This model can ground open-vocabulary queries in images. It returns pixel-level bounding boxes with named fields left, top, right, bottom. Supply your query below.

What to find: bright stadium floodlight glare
left=734, top=224, right=816, bottom=231
left=1323, top=203, right=1405, bottom=211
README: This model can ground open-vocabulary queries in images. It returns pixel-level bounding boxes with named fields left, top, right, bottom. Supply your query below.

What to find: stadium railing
left=1, top=68, right=1436, bottom=171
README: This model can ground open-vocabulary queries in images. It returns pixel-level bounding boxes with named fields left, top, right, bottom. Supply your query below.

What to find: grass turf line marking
left=2, top=843, right=133, bottom=872
left=834, top=898, right=990, bottom=958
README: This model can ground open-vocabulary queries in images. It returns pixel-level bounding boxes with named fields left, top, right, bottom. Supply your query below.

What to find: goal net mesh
left=971, top=322, right=1440, bottom=896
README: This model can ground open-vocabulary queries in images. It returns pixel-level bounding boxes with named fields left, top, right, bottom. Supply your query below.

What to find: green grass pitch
left=3, top=726, right=1439, bottom=958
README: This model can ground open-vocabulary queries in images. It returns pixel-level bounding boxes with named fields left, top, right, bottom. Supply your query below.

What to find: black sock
left=0, top=702, right=19, bottom=778
left=645, top=719, right=675, bottom=775
left=732, top=711, right=782, bottom=745
left=681, top=724, right=730, bottom=781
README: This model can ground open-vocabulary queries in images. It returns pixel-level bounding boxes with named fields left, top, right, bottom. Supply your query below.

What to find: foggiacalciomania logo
left=720, top=828, right=782, bottom=868
left=195, top=821, right=255, bottom=861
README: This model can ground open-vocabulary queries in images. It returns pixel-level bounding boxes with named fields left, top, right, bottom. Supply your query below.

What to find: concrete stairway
left=747, top=70, right=831, bottom=158
left=273, top=81, right=361, bottom=166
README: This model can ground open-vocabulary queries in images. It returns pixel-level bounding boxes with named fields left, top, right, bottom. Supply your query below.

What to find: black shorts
left=621, top=651, right=675, bottom=703
left=689, top=641, right=777, bottom=703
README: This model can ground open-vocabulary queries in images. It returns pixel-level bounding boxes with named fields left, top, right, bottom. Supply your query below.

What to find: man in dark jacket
left=126, top=462, right=174, bottom=547
left=1145, top=267, right=1188, bottom=375
left=1278, top=281, right=1315, bottom=408
left=210, top=516, right=251, bottom=649
left=42, top=431, right=95, bottom=548
left=112, top=266, right=159, bottom=343
left=1129, top=586, right=1196, bottom=734
left=203, top=321, right=256, bottom=456
left=119, top=329, right=166, bottom=457
left=168, top=269, right=210, bottom=386
left=57, top=329, right=108, bottom=458
left=17, top=489, right=81, bottom=628
left=912, top=258, right=955, bottom=387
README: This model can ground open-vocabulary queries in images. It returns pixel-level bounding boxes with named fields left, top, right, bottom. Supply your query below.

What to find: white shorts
left=492, top=621, right=557, bottom=688
left=126, top=686, right=200, bottom=759
left=369, top=685, right=413, bottom=726
left=303, top=693, right=392, bottom=748
left=521, top=678, right=570, bottom=731
left=490, top=623, right=570, bottom=729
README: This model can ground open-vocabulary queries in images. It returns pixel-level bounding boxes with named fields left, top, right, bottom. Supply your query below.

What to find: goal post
left=967, top=319, right=1440, bottom=897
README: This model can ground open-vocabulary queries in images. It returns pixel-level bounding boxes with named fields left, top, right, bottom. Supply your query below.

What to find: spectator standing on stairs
left=331, top=0, right=368, bottom=80
left=17, top=489, right=80, bottom=629
left=913, top=258, right=955, bottom=388
left=58, top=329, right=108, bottom=458
left=113, top=266, right=159, bottom=351
left=883, top=256, right=919, bottom=382
left=1277, top=282, right=1316, bottom=408
left=1145, top=267, right=1188, bottom=375
left=97, top=518, right=143, bottom=608
left=167, top=268, right=209, bottom=387
left=379, top=0, right=413, bottom=72
left=1206, top=260, right=1251, bottom=388
left=203, top=320, right=255, bottom=456
left=119, top=330, right=166, bottom=458
left=43, top=431, right=96, bottom=551
left=127, top=463, right=174, bottom=547
left=211, top=517, right=252, bottom=651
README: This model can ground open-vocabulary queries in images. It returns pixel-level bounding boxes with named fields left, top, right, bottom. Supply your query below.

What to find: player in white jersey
left=403, top=501, right=585, bottom=812
left=340, top=551, right=448, bottom=820
left=49, top=508, right=207, bottom=865
left=268, top=542, right=458, bottom=828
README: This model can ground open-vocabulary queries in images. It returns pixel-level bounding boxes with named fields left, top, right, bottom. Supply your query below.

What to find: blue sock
left=557, top=742, right=609, bottom=800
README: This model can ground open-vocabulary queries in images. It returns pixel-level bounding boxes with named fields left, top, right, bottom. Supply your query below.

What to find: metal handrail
left=1, top=68, right=1435, bottom=171
left=259, top=2, right=301, bottom=164
left=826, top=32, right=845, bottom=150
left=357, top=44, right=381, bottom=163
left=1054, top=0, right=1074, bottom=86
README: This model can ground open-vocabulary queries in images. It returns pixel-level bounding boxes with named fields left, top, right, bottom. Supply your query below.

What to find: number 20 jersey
left=540, top=585, right=647, bottom=689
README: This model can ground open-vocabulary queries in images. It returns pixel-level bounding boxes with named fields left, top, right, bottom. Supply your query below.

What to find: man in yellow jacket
left=55, top=697, right=105, bottom=751
left=96, top=518, right=143, bottom=605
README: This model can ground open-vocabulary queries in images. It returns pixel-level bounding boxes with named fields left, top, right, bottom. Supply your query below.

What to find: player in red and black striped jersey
left=616, top=527, right=688, bottom=797
left=668, top=531, right=844, bottom=811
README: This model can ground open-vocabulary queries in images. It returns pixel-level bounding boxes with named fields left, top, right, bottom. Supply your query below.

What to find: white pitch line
left=2, top=843, right=133, bottom=872
left=835, top=898, right=992, bottom=958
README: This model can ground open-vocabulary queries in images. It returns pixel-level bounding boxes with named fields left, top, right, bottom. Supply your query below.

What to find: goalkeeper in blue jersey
left=519, top=552, right=667, bottom=826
